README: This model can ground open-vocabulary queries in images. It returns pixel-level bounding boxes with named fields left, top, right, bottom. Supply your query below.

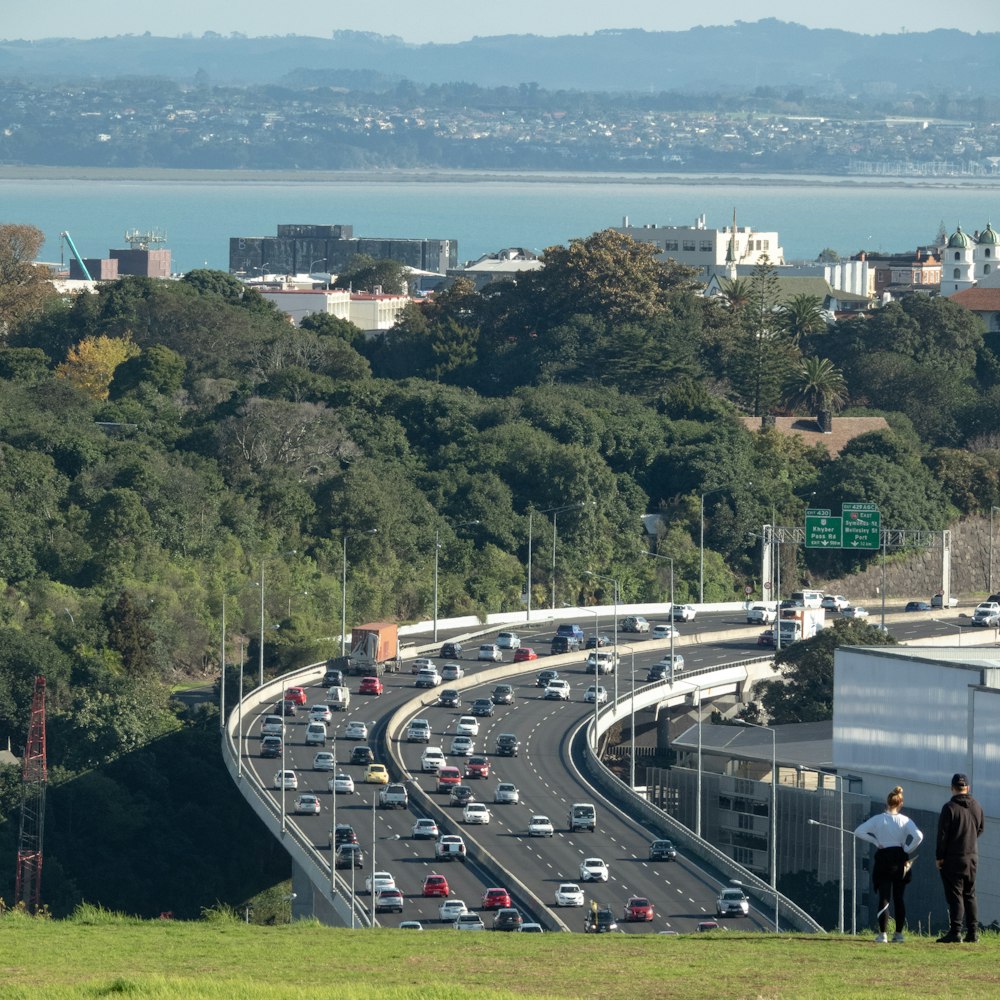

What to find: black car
left=350, top=745, right=375, bottom=766
left=648, top=839, right=678, bottom=862
left=333, top=823, right=358, bottom=848
left=335, top=844, right=365, bottom=869
left=440, top=641, right=463, bottom=659
left=322, top=668, right=344, bottom=688
left=646, top=664, right=667, bottom=683
left=495, top=733, right=520, bottom=757
left=905, top=601, right=931, bottom=612
left=449, top=784, right=475, bottom=807
left=260, top=736, right=283, bottom=759
left=470, top=698, right=495, bottom=717
left=277, top=699, right=297, bottom=716
left=550, top=636, right=580, bottom=654
left=493, top=908, right=524, bottom=932
left=585, top=906, right=619, bottom=933
left=439, top=688, right=462, bottom=708
left=585, top=635, right=611, bottom=649
left=536, top=669, right=559, bottom=688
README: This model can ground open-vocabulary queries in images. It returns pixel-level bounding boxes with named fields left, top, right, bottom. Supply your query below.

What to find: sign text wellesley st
left=804, top=503, right=881, bottom=550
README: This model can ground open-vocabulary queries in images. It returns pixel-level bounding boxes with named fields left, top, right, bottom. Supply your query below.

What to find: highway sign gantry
left=804, top=509, right=843, bottom=549
left=842, top=502, right=881, bottom=549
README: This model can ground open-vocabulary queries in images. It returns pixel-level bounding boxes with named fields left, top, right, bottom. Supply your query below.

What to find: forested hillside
left=0, top=223, right=996, bottom=914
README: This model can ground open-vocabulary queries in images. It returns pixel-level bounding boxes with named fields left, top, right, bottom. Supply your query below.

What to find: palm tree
left=718, top=276, right=751, bottom=313
left=780, top=294, right=827, bottom=342
left=784, top=356, right=848, bottom=414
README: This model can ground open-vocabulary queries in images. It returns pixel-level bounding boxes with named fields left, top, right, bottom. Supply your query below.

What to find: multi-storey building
left=229, top=223, right=457, bottom=278
left=940, top=223, right=1000, bottom=296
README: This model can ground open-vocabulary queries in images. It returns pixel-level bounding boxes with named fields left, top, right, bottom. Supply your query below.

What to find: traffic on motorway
left=238, top=601, right=967, bottom=931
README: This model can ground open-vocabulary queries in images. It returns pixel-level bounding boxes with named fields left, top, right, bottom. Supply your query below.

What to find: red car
left=465, top=755, right=491, bottom=780
left=284, top=686, right=308, bottom=705
left=482, top=887, right=511, bottom=910
left=623, top=896, right=654, bottom=922
left=513, top=647, right=538, bottom=662
left=359, top=676, right=384, bottom=695
left=422, top=873, right=450, bottom=898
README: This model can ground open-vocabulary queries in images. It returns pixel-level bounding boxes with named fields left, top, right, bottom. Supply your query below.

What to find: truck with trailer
left=342, top=622, right=400, bottom=676
left=771, top=607, right=825, bottom=645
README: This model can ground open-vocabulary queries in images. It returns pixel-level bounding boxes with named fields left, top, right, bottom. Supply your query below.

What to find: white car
left=415, top=667, right=442, bottom=688
left=411, top=656, right=436, bottom=674
left=554, top=882, right=585, bottom=907
left=454, top=913, right=486, bottom=930
left=463, top=802, right=492, bottom=825
left=449, top=735, right=476, bottom=756
left=440, top=662, right=464, bottom=682
left=398, top=921, right=423, bottom=930
left=496, top=631, right=521, bottom=650
left=528, top=814, right=554, bottom=837
left=652, top=623, right=678, bottom=639
left=716, top=887, right=750, bottom=917
left=841, top=606, right=869, bottom=620
left=312, top=751, right=337, bottom=771
left=439, top=899, right=468, bottom=923
left=671, top=604, right=697, bottom=622
left=309, top=704, right=333, bottom=723
left=455, top=716, right=480, bottom=736
left=821, top=594, right=850, bottom=611
left=579, top=857, right=609, bottom=882
left=421, top=747, right=446, bottom=772
left=260, top=715, right=284, bottom=736
left=583, top=685, right=608, bottom=705
left=294, top=792, right=320, bottom=815
left=544, top=680, right=571, bottom=700
left=273, top=770, right=298, bottom=790
left=478, top=644, right=503, bottom=662
left=329, top=771, right=355, bottom=794
left=494, top=782, right=520, bottom=804
left=344, top=720, right=368, bottom=740
left=412, top=818, right=439, bottom=839
left=366, top=871, right=396, bottom=894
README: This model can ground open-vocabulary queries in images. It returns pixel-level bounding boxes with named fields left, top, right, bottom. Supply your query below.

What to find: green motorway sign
left=805, top=509, right=843, bottom=548
left=842, top=502, right=881, bottom=549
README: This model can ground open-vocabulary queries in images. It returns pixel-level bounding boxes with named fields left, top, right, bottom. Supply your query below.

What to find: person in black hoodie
left=936, top=773, right=985, bottom=943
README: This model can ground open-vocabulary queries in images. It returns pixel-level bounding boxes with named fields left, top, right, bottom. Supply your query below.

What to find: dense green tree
left=758, top=618, right=897, bottom=724
left=783, top=356, right=848, bottom=414
left=332, top=254, right=409, bottom=295
left=0, top=223, right=55, bottom=337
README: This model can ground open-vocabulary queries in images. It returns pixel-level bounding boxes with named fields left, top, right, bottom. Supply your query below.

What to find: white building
left=941, top=223, right=1000, bottom=296
left=613, top=214, right=784, bottom=281
left=257, top=287, right=410, bottom=334
left=833, top=645, right=1000, bottom=927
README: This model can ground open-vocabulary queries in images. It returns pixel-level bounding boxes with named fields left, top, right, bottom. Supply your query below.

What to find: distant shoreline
left=1, top=165, right=997, bottom=190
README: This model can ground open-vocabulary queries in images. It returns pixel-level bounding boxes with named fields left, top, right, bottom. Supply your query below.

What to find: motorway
left=236, top=604, right=972, bottom=932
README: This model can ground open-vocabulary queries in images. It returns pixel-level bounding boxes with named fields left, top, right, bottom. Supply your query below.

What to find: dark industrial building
left=228, top=223, right=457, bottom=277
left=68, top=231, right=172, bottom=281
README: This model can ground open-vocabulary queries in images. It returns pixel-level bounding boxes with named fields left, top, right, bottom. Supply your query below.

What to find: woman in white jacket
left=854, top=786, right=924, bottom=943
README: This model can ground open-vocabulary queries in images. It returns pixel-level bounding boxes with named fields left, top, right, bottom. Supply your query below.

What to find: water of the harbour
left=3, top=173, right=998, bottom=273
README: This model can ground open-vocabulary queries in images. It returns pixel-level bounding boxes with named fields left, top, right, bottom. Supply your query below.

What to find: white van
left=569, top=802, right=596, bottom=832
left=791, top=590, right=823, bottom=609
left=327, top=686, right=351, bottom=711
left=305, top=722, right=327, bottom=746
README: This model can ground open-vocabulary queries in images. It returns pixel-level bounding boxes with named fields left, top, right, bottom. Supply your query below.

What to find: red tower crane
left=15, top=676, right=47, bottom=913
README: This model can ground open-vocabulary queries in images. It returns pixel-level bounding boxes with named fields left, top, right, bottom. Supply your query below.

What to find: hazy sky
left=4, top=1, right=999, bottom=43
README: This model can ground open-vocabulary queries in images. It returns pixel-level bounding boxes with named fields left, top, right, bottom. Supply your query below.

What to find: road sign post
left=805, top=509, right=843, bottom=549
left=842, top=503, right=881, bottom=550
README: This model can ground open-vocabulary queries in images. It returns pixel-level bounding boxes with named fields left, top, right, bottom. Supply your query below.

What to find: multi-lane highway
left=236, top=604, right=972, bottom=931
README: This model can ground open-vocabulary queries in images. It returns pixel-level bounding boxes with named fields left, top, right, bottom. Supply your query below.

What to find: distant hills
left=0, top=20, right=995, bottom=97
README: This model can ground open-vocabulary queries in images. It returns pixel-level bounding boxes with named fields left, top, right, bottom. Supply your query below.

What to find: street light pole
left=643, top=551, right=676, bottom=683
left=736, top=718, right=778, bottom=932
left=331, top=723, right=339, bottom=897
left=542, top=502, right=590, bottom=611
left=259, top=561, right=265, bottom=687
left=700, top=487, right=724, bottom=605
left=237, top=638, right=244, bottom=780
left=991, top=506, right=1000, bottom=594
left=433, top=519, right=479, bottom=642
left=220, top=591, right=227, bottom=733
left=526, top=508, right=534, bottom=623
left=585, top=572, right=620, bottom=702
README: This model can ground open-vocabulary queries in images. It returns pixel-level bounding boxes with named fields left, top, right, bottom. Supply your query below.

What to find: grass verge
left=3, top=916, right=1000, bottom=999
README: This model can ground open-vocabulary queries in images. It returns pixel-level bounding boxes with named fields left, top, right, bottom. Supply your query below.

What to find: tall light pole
left=526, top=507, right=534, bottom=623
left=258, top=562, right=265, bottom=687
left=540, top=501, right=592, bottom=611
left=237, top=638, right=245, bottom=780
left=434, top=519, right=480, bottom=642
left=644, top=551, right=677, bottom=684
left=330, top=721, right=339, bottom=897
left=991, top=506, right=1000, bottom=593
left=808, top=809, right=854, bottom=935
left=219, top=591, right=227, bottom=733
left=736, top=718, right=778, bottom=932
left=341, top=529, right=378, bottom=656
left=585, top=572, right=619, bottom=701
left=670, top=678, right=703, bottom=839
left=617, top=643, right=638, bottom=788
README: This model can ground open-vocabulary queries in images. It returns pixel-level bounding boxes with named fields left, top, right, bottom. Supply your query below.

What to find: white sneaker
left=874, top=932, right=888, bottom=943
left=892, top=932, right=905, bottom=943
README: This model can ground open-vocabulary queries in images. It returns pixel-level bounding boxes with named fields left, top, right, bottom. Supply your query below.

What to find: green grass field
left=4, top=909, right=1000, bottom=1000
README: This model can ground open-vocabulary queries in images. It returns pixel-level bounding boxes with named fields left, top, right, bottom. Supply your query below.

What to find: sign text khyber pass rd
left=804, top=503, right=880, bottom=550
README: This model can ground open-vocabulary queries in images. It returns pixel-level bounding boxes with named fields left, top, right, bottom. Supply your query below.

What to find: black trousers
left=940, top=858, right=978, bottom=933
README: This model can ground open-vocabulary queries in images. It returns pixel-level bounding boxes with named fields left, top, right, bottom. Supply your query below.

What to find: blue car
left=904, top=601, right=931, bottom=612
